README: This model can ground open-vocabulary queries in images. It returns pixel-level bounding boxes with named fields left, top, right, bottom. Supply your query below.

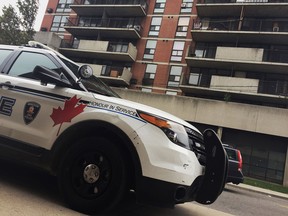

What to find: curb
left=226, top=183, right=288, bottom=200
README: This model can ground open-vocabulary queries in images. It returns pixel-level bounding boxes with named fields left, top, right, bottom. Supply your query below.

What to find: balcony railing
left=197, top=0, right=288, bottom=3
left=259, top=80, right=288, bottom=96
left=101, top=65, right=126, bottom=77
left=100, top=65, right=132, bottom=86
left=182, top=73, right=288, bottom=96
left=74, top=0, right=147, bottom=5
left=188, top=45, right=288, bottom=64
left=193, top=18, right=288, bottom=33
left=65, top=17, right=142, bottom=31
left=61, top=39, right=129, bottom=53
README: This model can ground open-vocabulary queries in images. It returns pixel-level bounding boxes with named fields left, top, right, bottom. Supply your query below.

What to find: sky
left=0, top=0, right=49, bottom=31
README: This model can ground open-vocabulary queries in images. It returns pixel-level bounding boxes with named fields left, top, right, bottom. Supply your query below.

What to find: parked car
left=223, top=144, right=244, bottom=184
left=0, top=41, right=228, bottom=214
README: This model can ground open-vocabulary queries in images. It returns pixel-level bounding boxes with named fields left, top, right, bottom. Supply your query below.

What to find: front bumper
left=135, top=129, right=228, bottom=207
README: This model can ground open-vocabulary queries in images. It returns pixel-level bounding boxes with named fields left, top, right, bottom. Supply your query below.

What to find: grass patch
left=244, top=177, right=288, bottom=194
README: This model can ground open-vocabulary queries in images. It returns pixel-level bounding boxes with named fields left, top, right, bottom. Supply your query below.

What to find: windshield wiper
left=87, top=88, right=113, bottom=97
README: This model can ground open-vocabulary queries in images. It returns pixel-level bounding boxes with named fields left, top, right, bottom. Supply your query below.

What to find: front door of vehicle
left=196, top=129, right=228, bottom=204
left=0, top=50, right=76, bottom=150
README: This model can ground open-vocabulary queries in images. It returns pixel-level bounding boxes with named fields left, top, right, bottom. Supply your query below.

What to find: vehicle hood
left=96, top=94, right=201, bottom=134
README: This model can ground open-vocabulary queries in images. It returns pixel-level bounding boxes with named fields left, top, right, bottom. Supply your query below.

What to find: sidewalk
left=226, top=183, right=288, bottom=200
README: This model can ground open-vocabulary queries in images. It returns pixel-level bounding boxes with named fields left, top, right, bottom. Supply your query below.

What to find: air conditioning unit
left=273, top=26, right=279, bottom=32
left=181, top=3, right=187, bottom=8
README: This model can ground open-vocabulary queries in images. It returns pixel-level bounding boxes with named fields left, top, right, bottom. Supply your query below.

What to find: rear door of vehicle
left=225, top=148, right=239, bottom=177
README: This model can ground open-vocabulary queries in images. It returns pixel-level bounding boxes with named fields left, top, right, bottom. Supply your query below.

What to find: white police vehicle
left=0, top=41, right=227, bottom=214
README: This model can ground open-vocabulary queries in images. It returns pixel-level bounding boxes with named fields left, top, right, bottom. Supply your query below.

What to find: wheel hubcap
left=71, top=152, right=111, bottom=199
left=83, top=164, right=100, bottom=183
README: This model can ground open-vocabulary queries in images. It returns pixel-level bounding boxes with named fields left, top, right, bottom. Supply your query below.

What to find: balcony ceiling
left=59, top=48, right=135, bottom=62
left=64, top=26, right=141, bottom=39
left=196, top=4, right=288, bottom=18
left=185, top=57, right=288, bottom=74
left=191, top=30, right=288, bottom=45
left=70, top=5, right=146, bottom=17
left=179, top=85, right=288, bottom=106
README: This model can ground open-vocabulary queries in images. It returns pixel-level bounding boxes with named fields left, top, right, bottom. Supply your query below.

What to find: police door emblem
left=23, top=102, right=41, bottom=124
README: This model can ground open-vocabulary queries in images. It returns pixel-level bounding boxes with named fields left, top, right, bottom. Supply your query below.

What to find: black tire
left=58, top=136, right=128, bottom=214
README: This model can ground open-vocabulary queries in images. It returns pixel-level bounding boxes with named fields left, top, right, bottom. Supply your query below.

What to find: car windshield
left=59, top=56, right=120, bottom=98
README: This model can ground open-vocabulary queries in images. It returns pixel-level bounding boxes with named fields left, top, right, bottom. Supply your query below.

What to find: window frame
left=170, top=41, right=185, bottom=62
left=144, top=40, right=157, bottom=60
left=167, top=65, right=182, bottom=87
left=149, top=17, right=162, bottom=37
left=154, top=0, right=166, bottom=14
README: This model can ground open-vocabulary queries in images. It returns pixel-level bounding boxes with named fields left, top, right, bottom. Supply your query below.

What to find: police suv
left=0, top=42, right=228, bottom=214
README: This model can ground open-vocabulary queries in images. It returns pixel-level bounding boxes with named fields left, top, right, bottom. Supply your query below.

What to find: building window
left=141, top=88, right=153, bottom=93
left=56, top=0, right=73, bottom=13
left=189, top=73, right=201, bottom=85
left=176, top=17, right=190, bottom=37
left=171, top=41, right=185, bottom=62
left=154, top=0, right=166, bottom=14
left=166, top=90, right=178, bottom=95
left=168, top=66, right=182, bottom=87
left=143, top=64, right=157, bottom=86
left=51, top=15, right=69, bottom=32
left=149, top=17, right=162, bottom=37
left=144, top=40, right=157, bottom=60
left=180, top=0, right=193, bottom=14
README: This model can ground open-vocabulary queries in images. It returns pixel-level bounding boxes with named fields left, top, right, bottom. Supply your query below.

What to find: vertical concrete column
left=283, top=144, right=288, bottom=187
left=217, top=127, right=223, bottom=140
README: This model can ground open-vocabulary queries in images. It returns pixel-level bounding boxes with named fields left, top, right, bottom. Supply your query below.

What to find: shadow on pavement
left=0, top=159, right=221, bottom=216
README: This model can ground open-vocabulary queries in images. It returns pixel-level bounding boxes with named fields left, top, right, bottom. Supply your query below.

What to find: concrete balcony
left=191, top=19, right=288, bottom=45
left=114, top=88, right=288, bottom=138
left=78, top=63, right=132, bottom=86
left=210, top=75, right=259, bottom=93
left=186, top=46, right=288, bottom=74
left=196, top=0, right=288, bottom=18
left=71, top=0, right=148, bottom=17
left=59, top=39, right=137, bottom=62
left=180, top=71, right=288, bottom=106
left=64, top=17, right=142, bottom=39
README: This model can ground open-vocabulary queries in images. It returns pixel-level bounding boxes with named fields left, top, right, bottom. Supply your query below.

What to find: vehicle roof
left=0, top=43, right=56, bottom=55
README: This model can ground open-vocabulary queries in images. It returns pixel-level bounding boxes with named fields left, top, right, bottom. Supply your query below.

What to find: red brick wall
left=40, top=0, right=58, bottom=30
left=163, top=0, right=183, bottom=15
left=135, top=0, right=195, bottom=92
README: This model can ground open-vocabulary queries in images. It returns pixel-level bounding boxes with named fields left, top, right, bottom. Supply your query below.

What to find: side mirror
left=33, top=65, right=72, bottom=87
left=78, top=65, right=93, bottom=79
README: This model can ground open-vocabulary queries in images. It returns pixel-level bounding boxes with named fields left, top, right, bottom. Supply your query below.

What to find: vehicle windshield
left=59, top=56, right=120, bottom=98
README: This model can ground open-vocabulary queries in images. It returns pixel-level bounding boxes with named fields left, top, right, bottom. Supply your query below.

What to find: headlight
left=138, top=111, right=190, bottom=150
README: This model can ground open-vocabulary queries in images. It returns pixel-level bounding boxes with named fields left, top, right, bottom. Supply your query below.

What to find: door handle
left=0, top=81, right=15, bottom=89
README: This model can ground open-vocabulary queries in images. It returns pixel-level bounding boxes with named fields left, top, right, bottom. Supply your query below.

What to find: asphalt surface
left=0, top=158, right=287, bottom=215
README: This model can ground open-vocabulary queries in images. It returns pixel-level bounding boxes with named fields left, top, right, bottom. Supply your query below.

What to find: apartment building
left=39, top=0, right=288, bottom=186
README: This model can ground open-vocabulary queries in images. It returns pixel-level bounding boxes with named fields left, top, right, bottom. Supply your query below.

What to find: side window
left=0, top=49, right=13, bottom=66
left=225, top=148, right=237, bottom=161
left=8, top=51, right=58, bottom=78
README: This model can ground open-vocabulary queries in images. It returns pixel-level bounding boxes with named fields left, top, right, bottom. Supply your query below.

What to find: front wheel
left=58, top=137, right=128, bottom=214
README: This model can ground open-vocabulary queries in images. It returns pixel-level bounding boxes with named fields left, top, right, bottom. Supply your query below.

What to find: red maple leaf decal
left=50, top=95, right=87, bottom=135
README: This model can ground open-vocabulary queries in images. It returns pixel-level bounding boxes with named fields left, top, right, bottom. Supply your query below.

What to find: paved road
left=0, top=159, right=230, bottom=216
left=210, top=184, right=288, bottom=216
left=0, top=159, right=287, bottom=216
